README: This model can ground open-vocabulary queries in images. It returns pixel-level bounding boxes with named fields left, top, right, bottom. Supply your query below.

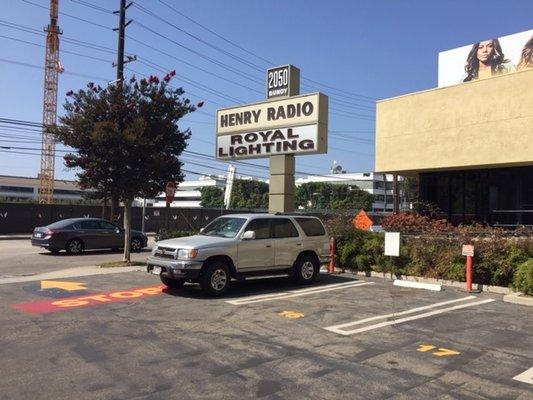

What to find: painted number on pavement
left=417, top=344, right=460, bottom=357
left=279, top=310, right=304, bottom=319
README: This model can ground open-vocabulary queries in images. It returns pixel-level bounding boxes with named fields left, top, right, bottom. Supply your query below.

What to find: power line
left=150, top=0, right=376, bottom=102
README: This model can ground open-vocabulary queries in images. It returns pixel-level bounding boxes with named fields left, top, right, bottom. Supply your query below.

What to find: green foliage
left=156, top=229, right=196, bottom=242
left=339, top=242, right=359, bottom=271
left=54, top=75, right=195, bottom=203
left=295, top=182, right=373, bottom=211
left=326, top=212, right=532, bottom=287
left=231, top=180, right=269, bottom=209
left=513, top=259, right=533, bottom=295
left=355, top=254, right=373, bottom=273
left=199, top=187, right=224, bottom=208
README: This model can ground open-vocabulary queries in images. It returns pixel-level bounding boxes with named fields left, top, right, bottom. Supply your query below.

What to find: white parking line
left=513, top=367, right=533, bottom=385
left=226, top=281, right=373, bottom=305
left=324, top=297, right=495, bottom=335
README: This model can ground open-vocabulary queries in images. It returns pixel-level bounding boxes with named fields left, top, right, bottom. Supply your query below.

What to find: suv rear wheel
left=200, top=262, right=230, bottom=296
left=293, top=254, right=319, bottom=284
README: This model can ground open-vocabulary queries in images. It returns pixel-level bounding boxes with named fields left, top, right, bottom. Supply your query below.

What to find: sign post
left=462, top=244, right=474, bottom=292
left=165, top=181, right=175, bottom=230
left=216, top=65, right=328, bottom=213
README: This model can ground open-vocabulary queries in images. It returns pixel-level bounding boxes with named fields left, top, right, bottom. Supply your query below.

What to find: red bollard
left=329, top=237, right=336, bottom=273
left=466, top=255, right=473, bottom=293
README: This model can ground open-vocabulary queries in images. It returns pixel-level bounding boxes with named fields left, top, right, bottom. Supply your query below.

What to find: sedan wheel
left=66, top=239, right=83, bottom=255
left=130, top=237, right=143, bottom=252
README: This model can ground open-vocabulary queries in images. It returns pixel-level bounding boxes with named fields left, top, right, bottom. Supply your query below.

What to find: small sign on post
left=461, top=244, right=474, bottom=257
left=384, top=232, right=400, bottom=257
left=165, top=181, right=176, bottom=204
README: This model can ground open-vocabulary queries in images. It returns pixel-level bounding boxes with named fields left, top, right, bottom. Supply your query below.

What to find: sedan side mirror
left=199, top=227, right=205, bottom=233
left=242, top=230, right=256, bottom=240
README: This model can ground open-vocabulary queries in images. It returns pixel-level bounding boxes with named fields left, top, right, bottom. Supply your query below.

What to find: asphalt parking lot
left=1, top=270, right=531, bottom=400
left=0, top=238, right=155, bottom=277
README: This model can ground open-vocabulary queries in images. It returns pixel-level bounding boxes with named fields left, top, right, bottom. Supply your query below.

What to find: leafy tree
left=199, top=186, right=224, bottom=208
left=231, top=180, right=269, bottom=209
left=54, top=72, right=196, bottom=261
left=295, top=182, right=373, bottom=210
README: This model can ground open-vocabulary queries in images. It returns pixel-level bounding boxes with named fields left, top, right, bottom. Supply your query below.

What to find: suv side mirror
left=242, top=230, right=256, bottom=240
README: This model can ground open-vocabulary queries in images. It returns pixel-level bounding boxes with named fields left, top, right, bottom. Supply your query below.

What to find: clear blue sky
left=1, top=0, right=532, bottom=181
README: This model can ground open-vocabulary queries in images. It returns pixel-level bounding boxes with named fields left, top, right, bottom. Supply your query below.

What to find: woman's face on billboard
left=477, top=40, right=494, bottom=63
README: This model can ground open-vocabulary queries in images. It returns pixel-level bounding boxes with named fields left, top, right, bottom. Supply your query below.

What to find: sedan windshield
left=200, top=217, right=246, bottom=238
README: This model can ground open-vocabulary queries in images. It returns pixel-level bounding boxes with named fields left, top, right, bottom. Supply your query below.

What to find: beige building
left=376, top=69, right=533, bottom=225
left=0, top=175, right=89, bottom=202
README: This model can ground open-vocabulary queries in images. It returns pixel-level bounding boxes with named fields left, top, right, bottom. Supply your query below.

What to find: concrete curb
left=503, top=292, right=533, bottom=307
left=350, top=270, right=513, bottom=294
left=393, top=279, right=443, bottom=291
left=0, top=265, right=146, bottom=285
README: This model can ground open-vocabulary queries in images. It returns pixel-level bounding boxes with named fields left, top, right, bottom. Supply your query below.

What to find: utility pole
left=110, top=0, right=134, bottom=223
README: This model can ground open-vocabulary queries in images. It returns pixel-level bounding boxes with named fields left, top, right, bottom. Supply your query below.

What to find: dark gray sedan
left=31, top=218, right=148, bottom=255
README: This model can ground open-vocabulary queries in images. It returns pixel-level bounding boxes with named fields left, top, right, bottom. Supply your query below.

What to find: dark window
left=294, top=218, right=326, bottom=236
left=53, top=189, right=84, bottom=195
left=0, top=185, right=34, bottom=193
left=244, top=218, right=271, bottom=239
left=79, top=220, right=101, bottom=230
left=99, top=221, right=118, bottom=230
left=272, top=218, right=299, bottom=238
left=47, top=220, right=75, bottom=229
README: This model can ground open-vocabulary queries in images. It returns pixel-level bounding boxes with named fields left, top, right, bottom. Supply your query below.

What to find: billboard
left=438, top=29, right=533, bottom=88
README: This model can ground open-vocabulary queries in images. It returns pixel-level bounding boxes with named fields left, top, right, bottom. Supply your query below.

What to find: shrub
left=355, top=254, right=372, bottom=273
left=513, top=259, right=533, bottom=295
left=339, top=242, right=359, bottom=271
left=155, top=229, right=196, bottom=241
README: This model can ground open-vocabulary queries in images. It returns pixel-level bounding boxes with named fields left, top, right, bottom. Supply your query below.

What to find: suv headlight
left=178, top=249, right=198, bottom=259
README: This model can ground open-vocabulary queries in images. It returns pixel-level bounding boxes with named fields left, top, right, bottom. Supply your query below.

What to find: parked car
left=31, top=218, right=148, bottom=255
left=147, top=214, right=330, bottom=296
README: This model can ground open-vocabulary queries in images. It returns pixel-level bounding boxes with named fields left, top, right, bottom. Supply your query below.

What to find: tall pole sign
left=216, top=64, right=328, bottom=213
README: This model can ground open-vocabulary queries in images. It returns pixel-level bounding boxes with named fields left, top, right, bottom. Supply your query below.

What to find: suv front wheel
left=293, top=254, right=319, bottom=284
left=200, top=262, right=230, bottom=296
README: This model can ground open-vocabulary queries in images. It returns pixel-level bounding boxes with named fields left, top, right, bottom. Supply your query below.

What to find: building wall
left=0, top=175, right=88, bottom=201
left=376, top=69, right=533, bottom=173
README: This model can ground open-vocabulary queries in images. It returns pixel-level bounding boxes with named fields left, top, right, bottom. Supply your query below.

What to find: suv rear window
left=272, top=218, right=299, bottom=238
left=294, top=217, right=326, bottom=237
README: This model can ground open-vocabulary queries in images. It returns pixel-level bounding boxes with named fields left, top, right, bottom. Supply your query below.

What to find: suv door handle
left=296, top=243, right=302, bottom=246
left=265, top=244, right=272, bottom=248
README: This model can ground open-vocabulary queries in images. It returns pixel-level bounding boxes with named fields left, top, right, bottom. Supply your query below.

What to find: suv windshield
left=200, top=217, right=246, bottom=238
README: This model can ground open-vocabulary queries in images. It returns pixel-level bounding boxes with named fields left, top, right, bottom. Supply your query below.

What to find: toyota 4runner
left=147, top=214, right=330, bottom=295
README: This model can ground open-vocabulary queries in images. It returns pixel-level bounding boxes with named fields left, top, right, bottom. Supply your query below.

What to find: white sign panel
left=216, top=93, right=327, bottom=136
left=384, top=232, right=400, bottom=257
left=217, top=124, right=323, bottom=160
left=438, top=29, right=533, bottom=88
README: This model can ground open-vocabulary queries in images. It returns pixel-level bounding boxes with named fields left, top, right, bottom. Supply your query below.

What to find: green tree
left=54, top=73, right=196, bottom=261
left=231, top=180, right=269, bottom=209
left=295, top=182, right=373, bottom=210
left=199, top=186, right=224, bottom=208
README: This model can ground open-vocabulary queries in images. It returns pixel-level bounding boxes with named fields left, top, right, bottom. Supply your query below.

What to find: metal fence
left=0, top=203, right=263, bottom=234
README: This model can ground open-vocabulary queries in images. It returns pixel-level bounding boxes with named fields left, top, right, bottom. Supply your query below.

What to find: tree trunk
left=123, top=199, right=132, bottom=262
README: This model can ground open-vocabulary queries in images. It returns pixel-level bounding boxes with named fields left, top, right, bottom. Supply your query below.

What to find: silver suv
left=147, top=214, right=330, bottom=295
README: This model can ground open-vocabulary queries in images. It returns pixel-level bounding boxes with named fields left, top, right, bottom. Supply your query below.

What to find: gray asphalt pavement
left=0, top=238, right=155, bottom=277
left=0, top=270, right=531, bottom=399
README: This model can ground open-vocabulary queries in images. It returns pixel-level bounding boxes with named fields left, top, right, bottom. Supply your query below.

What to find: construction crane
left=39, top=0, right=61, bottom=204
